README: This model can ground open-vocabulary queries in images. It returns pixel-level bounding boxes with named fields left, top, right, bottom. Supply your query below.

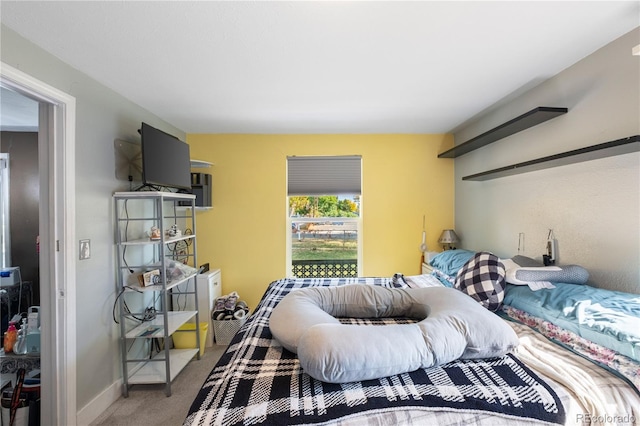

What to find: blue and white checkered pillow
left=454, top=252, right=506, bottom=311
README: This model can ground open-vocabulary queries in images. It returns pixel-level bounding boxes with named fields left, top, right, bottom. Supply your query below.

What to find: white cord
left=517, top=233, right=525, bottom=254
left=16, top=267, right=23, bottom=316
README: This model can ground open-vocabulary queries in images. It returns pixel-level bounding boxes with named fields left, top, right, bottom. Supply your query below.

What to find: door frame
left=1, top=62, right=77, bottom=425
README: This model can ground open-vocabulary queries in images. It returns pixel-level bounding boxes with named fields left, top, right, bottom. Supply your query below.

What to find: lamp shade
left=438, top=229, right=459, bottom=244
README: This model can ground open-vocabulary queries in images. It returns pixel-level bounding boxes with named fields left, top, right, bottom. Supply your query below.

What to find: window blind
left=287, top=155, right=362, bottom=196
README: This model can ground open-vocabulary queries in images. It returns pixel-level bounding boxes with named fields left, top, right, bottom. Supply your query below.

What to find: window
left=286, top=156, right=362, bottom=278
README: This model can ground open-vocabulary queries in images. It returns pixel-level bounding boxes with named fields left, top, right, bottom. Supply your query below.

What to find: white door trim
left=0, top=62, right=77, bottom=425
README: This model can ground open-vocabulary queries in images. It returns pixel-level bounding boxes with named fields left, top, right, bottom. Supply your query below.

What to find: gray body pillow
left=269, top=285, right=519, bottom=383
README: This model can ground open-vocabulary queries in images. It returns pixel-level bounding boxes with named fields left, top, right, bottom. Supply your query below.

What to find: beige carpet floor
left=90, top=345, right=227, bottom=426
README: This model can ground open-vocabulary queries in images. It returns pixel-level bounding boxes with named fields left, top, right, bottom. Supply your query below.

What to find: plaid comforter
left=184, top=277, right=565, bottom=426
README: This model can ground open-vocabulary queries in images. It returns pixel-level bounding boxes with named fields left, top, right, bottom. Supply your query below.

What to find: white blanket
left=508, top=322, right=640, bottom=426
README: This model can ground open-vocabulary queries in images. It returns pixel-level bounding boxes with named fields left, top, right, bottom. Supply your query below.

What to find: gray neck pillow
left=270, top=285, right=519, bottom=383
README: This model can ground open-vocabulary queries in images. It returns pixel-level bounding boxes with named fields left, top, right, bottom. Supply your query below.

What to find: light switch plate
left=79, top=239, right=91, bottom=260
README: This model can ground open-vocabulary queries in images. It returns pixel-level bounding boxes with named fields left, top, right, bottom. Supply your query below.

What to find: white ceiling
left=1, top=1, right=638, bottom=134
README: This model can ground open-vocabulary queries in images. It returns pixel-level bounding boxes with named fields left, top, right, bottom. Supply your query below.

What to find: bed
left=184, top=252, right=639, bottom=426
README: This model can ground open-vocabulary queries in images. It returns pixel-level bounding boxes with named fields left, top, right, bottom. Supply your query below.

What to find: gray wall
left=453, top=28, right=639, bottom=294
left=1, top=24, right=186, bottom=411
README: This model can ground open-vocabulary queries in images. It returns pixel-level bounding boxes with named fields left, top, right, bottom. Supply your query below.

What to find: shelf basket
left=213, top=318, right=246, bottom=346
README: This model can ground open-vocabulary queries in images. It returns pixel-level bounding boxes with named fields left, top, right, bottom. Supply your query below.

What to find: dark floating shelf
left=463, top=135, right=640, bottom=181
left=439, top=106, right=568, bottom=158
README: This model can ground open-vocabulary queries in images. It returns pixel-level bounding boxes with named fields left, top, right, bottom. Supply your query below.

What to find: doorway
left=0, top=91, right=40, bottom=317
left=1, top=62, right=77, bottom=425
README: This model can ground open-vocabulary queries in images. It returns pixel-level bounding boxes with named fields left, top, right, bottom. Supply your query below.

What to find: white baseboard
left=76, top=379, right=122, bottom=426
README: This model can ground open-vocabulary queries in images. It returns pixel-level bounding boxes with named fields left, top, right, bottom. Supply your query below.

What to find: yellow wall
left=187, top=134, right=454, bottom=309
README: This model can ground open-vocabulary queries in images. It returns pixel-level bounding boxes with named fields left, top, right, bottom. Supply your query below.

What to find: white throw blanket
left=508, top=322, right=640, bottom=426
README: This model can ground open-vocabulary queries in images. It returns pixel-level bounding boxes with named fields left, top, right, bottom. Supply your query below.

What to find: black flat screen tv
left=139, top=122, right=191, bottom=192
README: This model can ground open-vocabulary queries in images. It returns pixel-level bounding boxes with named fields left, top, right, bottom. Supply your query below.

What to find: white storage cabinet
left=113, top=191, right=201, bottom=397
left=173, top=269, right=222, bottom=347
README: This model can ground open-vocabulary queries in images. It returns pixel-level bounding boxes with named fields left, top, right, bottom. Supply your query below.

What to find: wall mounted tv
left=138, top=122, right=191, bottom=192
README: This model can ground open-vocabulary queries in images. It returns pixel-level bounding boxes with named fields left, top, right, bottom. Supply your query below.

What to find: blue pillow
left=429, top=249, right=476, bottom=276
